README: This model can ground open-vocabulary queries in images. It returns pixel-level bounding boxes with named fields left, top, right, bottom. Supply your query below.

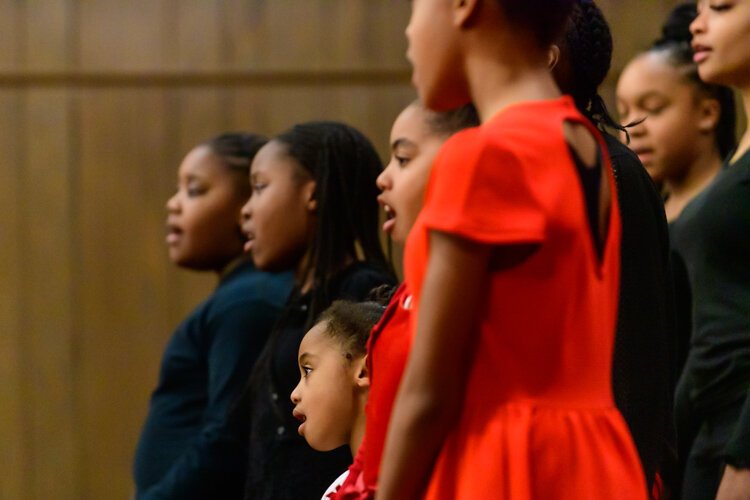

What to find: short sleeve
left=420, top=129, right=547, bottom=244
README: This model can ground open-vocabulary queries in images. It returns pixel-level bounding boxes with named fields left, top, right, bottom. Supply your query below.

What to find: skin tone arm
left=375, top=230, right=491, bottom=499
left=716, top=465, right=750, bottom=500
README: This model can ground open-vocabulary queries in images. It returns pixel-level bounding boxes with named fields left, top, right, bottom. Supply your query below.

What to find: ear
left=453, top=0, right=480, bottom=28
left=548, top=45, right=561, bottom=71
left=353, top=355, right=370, bottom=389
left=302, top=180, right=317, bottom=212
left=697, top=97, right=720, bottom=133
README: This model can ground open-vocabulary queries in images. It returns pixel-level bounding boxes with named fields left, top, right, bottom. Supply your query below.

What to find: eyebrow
left=391, top=138, right=417, bottom=151
left=636, top=91, right=668, bottom=102
left=298, top=352, right=316, bottom=364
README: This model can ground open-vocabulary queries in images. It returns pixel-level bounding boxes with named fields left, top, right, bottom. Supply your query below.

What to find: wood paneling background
left=0, top=1, right=703, bottom=499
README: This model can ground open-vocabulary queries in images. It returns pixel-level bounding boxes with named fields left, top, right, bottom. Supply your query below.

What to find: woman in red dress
left=376, top=1, right=648, bottom=498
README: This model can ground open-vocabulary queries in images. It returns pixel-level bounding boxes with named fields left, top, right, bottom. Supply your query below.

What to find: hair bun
left=656, top=3, right=696, bottom=45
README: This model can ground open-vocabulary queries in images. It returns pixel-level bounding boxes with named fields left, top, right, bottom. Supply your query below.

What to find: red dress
left=334, top=284, right=413, bottom=500
left=404, top=97, right=647, bottom=499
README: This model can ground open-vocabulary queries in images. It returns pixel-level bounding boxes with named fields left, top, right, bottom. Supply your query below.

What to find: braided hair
left=650, top=3, right=736, bottom=158
left=205, top=132, right=268, bottom=197
left=275, top=121, right=393, bottom=324
left=553, top=0, right=627, bottom=136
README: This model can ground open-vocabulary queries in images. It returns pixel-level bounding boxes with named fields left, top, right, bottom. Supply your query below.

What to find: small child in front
left=290, top=300, right=386, bottom=499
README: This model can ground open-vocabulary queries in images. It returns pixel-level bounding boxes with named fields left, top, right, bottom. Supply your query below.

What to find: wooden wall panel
left=22, top=89, right=79, bottom=499
left=0, top=90, right=25, bottom=500
left=0, top=2, right=727, bottom=499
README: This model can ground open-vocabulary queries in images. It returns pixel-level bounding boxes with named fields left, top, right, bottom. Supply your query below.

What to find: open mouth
left=241, top=227, right=255, bottom=253
left=292, top=409, right=306, bottom=435
left=692, top=44, right=711, bottom=64
left=165, top=223, right=182, bottom=245
left=382, top=204, right=396, bottom=234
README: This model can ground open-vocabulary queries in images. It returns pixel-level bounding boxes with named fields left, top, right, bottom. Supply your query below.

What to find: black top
left=243, top=261, right=396, bottom=500
left=133, top=259, right=293, bottom=499
left=671, top=149, right=750, bottom=464
left=605, top=134, right=679, bottom=488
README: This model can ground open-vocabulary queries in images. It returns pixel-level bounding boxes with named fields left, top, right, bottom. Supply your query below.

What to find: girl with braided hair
left=617, top=3, right=736, bottom=222
left=552, top=2, right=680, bottom=496
left=236, top=121, right=396, bottom=499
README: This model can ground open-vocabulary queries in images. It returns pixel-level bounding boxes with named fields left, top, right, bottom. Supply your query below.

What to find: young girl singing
left=290, top=299, right=387, bottom=498
left=237, top=121, right=395, bottom=500
left=378, top=1, right=647, bottom=498
left=616, top=2, right=736, bottom=221
left=133, top=134, right=293, bottom=499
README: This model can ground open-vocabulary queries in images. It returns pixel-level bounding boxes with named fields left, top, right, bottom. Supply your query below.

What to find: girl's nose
left=166, top=192, right=179, bottom=213
left=690, top=9, right=706, bottom=36
left=376, top=166, right=392, bottom=191
left=240, top=199, right=252, bottom=222
left=290, top=382, right=301, bottom=404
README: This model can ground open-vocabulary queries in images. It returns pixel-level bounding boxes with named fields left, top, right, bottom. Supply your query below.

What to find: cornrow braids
left=554, top=0, right=633, bottom=138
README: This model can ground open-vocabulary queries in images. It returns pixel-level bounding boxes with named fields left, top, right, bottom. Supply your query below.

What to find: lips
left=692, top=44, right=711, bottom=64
left=241, top=225, right=255, bottom=253
left=379, top=198, right=396, bottom=235
left=165, top=222, right=182, bottom=245
left=292, top=409, right=306, bottom=435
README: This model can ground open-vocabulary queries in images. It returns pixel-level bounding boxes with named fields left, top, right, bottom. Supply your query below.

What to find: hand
left=716, top=465, right=750, bottom=500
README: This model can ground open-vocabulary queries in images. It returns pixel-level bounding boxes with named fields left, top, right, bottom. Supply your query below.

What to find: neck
left=664, top=149, right=722, bottom=222
left=349, top=395, right=367, bottom=455
left=732, top=85, right=750, bottom=163
left=217, top=254, right=250, bottom=281
left=464, top=49, right=560, bottom=122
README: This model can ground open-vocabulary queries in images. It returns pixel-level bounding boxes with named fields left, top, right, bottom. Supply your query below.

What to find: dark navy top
left=133, top=258, right=293, bottom=499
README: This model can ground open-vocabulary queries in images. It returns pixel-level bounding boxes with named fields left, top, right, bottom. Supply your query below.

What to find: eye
left=395, top=155, right=411, bottom=167
left=187, top=185, right=206, bottom=197
left=643, top=104, right=666, bottom=116
left=302, top=366, right=312, bottom=378
left=709, top=2, right=732, bottom=12
left=252, top=183, right=267, bottom=194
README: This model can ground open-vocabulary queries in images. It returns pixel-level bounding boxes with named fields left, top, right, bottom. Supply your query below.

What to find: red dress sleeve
left=419, top=128, right=547, bottom=245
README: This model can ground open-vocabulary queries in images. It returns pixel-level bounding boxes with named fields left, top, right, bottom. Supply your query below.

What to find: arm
left=139, top=299, right=280, bottom=500
left=375, top=231, right=491, bottom=499
left=716, top=392, right=750, bottom=500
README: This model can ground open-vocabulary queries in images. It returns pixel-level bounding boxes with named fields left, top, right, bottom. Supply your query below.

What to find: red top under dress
left=404, top=97, right=647, bottom=499
left=333, top=284, right=412, bottom=499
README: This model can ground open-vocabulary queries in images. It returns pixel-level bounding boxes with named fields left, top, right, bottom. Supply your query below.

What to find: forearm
left=376, top=231, right=491, bottom=499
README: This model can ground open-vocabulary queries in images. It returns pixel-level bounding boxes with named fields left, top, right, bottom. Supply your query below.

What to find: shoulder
left=207, top=267, right=293, bottom=321
left=332, top=262, right=397, bottom=303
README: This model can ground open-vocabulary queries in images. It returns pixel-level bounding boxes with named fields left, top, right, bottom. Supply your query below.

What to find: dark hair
left=205, top=133, right=268, bottom=196
left=274, top=121, right=393, bottom=323
left=316, top=300, right=386, bottom=359
left=422, top=102, right=480, bottom=136
left=553, top=0, right=628, bottom=136
left=650, top=3, right=736, bottom=158
left=498, top=0, right=575, bottom=47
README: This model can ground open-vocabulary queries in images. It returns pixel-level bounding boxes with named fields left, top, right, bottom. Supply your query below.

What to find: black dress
left=605, top=134, right=680, bottom=491
left=242, top=261, right=396, bottom=500
left=671, top=149, right=750, bottom=499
